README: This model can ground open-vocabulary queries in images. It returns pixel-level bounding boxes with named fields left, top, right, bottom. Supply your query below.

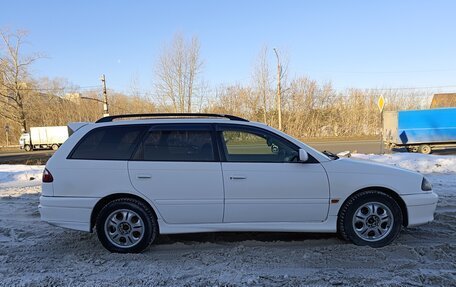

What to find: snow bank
left=0, top=165, right=44, bottom=188
left=350, top=153, right=456, bottom=174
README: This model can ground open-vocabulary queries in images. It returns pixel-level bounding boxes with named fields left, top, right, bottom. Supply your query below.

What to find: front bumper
left=39, top=196, right=99, bottom=232
left=401, top=191, right=439, bottom=227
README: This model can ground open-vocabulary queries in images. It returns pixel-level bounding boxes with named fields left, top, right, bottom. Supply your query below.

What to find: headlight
left=421, top=177, right=432, bottom=191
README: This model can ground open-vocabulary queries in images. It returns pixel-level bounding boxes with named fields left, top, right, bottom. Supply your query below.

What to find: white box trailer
left=19, top=126, right=71, bottom=151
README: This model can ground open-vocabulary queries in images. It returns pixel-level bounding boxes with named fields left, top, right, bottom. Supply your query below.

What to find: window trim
left=67, top=124, right=149, bottom=161
left=216, top=124, right=319, bottom=164
left=130, top=123, right=221, bottom=162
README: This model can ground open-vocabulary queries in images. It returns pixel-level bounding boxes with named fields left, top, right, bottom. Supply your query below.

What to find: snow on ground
left=0, top=165, right=44, bottom=189
left=0, top=154, right=455, bottom=286
left=350, top=152, right=456, bottom=174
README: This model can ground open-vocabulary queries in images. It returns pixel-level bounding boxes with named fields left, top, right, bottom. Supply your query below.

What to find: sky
left=2, top=0, right=456, bottom=94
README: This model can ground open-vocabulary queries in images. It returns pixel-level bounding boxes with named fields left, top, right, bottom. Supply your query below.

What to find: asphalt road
left=0, top=150, right=56, bottom=165
left=1, top=140, right=454, bottom=165
left=307, top=139, right=382, bottom=154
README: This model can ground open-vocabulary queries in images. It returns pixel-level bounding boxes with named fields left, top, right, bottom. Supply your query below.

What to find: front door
left=218, top=125, right=330, bottom=223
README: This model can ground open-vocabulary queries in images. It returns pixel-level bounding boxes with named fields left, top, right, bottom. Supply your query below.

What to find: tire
left=96, top=198, right=158, bottom=253
left=24, top=145, right=32, bottom=152
left=419, top=144, right=432, bottom=154
left=406, top=146, right=419, bottom=153
left=51, top=144, right=59, bottom=151
left=338, top=190, right=403, bottom=248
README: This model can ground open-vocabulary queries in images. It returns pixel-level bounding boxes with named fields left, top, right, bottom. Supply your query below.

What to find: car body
left=39, top=114, right=438, bottom=253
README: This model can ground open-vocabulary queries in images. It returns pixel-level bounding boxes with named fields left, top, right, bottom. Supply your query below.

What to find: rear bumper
left=402, top=191, right=439, bottom=227
left=39, top=196, right=98, bottom=232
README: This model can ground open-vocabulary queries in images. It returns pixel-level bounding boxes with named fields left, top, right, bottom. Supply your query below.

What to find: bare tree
left=0, top=30, right=42, bottom=131
left=252, top=46, right=271, bottom=124
left=154, top=33, right=203, bottom=112
left=129, top=72, right=142, bottom=98
left=207, top=84, right=257, bottom=118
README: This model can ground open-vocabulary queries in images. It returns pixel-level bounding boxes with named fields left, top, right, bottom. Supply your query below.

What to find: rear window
left=70, top=125, right=146, bottom=160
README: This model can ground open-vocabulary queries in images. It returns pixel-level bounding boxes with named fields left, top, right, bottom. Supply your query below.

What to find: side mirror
left=299, top=149, right=309, bottom=162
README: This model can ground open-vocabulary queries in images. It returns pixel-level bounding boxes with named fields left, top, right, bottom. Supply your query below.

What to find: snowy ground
left=0, top=154, right=455, bottom=286
left=0, top=165, right=44, bottom=188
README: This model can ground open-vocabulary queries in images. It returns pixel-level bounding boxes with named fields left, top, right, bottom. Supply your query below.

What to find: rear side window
left=137, top=129, right=215, bottom=161
left=70, top=125, right=145, bottom=160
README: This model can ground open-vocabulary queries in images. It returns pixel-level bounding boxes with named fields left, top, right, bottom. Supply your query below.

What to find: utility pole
left=101, top=74, right=109, bottom=117
left=4, top=125, right=9, bottom=147
left=273, top=48, right=282, bottom=130
left=377, top=95, right=385, bottom=154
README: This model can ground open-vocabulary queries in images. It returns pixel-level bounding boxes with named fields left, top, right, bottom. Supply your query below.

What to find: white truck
left=19, top=126, right=71, bottom=151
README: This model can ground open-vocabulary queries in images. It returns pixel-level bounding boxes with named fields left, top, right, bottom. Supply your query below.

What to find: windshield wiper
left=322, top=150, right=339, bottom=160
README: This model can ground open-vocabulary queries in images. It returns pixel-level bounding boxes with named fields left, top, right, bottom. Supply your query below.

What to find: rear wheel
left=96, top=198, right=158, bottom=253
left=419, top=144, right=432, bottom=154
left=51, top=144, right=59, bottom=151
left=338, top=191, right=402, bottom=247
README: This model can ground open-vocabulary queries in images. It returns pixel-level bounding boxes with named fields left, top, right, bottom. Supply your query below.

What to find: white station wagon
left=39, top=114, right=438, bottom=253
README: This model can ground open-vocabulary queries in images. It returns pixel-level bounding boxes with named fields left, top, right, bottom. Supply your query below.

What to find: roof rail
left=95, top=113, right=249, bottom=123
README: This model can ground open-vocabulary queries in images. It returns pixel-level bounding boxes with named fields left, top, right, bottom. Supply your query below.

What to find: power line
left=79, top=96, right=129, bottom=113
left=361, top=85, right=456, bottom=91
left=8, top=85, right=101, bottom=91
left=13, top=83, right=455, bottom=96
left=308, top=68, right=456, bottom=74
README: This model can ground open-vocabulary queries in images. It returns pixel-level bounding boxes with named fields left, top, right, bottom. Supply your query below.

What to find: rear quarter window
left=69, top=125, right=146, bottom=160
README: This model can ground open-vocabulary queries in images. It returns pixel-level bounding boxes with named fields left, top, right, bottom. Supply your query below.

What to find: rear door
left=128, top=124, right=224, bottom=224
left=218, top=124, right=330, bottom=223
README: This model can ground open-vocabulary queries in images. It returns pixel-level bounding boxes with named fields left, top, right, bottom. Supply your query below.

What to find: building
left=64, top=93, right=82, bottom=104
left=431, top=93, right=456, bottom=108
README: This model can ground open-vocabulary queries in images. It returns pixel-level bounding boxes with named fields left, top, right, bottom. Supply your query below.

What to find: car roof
left=95, top=113, right=248, bottom=123
left=93, top=118, right=260, bottom=127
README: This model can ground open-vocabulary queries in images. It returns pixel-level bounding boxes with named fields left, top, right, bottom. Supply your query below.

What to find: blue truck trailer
left=383, top=108, right=456, bottom=154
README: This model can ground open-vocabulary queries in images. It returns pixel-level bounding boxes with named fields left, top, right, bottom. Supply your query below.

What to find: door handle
left=137, top=174, right=151, bottom=179
left=230, top=176, right=247, bottom=180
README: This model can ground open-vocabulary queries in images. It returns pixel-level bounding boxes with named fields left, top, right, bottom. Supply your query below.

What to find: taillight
left=42, top=168, right=54, bottom=183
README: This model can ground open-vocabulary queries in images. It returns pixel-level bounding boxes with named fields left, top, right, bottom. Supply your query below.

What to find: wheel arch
left=90, top=193, right=159, bottom=232
left=338, top=186, right=408, bottom=227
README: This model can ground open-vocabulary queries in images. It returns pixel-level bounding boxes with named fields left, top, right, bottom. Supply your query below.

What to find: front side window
left=139, top=129, right=215, bottom=161
left=70, top=125, right=145, bottom=160
left=221, top=128, right=298, bottom=162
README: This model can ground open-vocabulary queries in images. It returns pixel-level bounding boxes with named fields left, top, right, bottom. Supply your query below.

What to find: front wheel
left=338, top=191, right=402, bottom=247
left=24, top=145, right=32, bottom=152
left=96, top=198, right=158, bottom=253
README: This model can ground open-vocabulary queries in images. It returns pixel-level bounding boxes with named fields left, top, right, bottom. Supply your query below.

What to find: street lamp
left=78, top=74, right=109, bottom=118
left=100, top=74, right=109, bottom=117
